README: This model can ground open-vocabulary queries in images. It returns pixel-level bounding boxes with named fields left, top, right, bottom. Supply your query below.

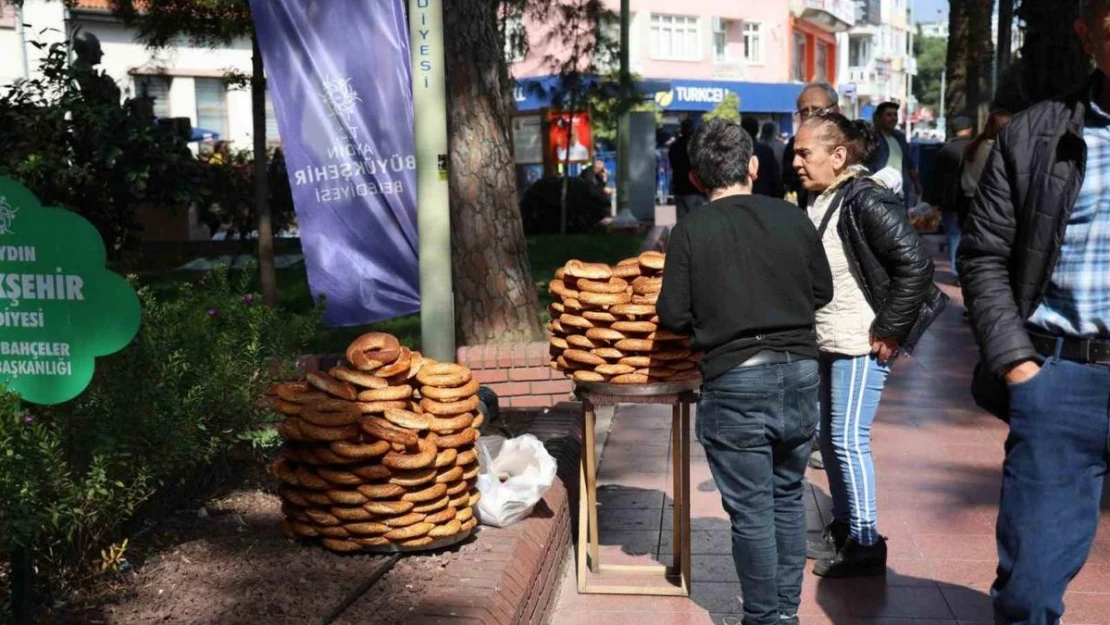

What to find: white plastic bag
left=475, top=434, right=557, bottom=528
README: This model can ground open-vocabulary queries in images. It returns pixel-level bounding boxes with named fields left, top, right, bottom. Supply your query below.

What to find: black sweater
left=657, top=194, right=834, bottom=381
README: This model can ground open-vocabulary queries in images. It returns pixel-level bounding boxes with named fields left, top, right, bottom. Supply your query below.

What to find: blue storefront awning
left=513, top=75, right=802, bottom=115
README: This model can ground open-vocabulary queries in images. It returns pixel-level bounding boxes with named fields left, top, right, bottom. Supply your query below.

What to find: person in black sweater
left=668, top=118, right=707, bottom=220
left=657, top=117, right=832, bottom=625
left=743, top=115, right=785, bottom=199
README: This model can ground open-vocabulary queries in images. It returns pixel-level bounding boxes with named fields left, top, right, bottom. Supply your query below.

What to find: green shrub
left=0, top=262, right=320, bottom=602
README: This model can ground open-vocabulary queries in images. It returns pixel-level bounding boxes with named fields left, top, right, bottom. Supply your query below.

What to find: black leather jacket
left=832, top=176, right=944, bottom=352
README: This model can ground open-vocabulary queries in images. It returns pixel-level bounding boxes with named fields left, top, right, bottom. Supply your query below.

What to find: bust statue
left=72, top=30, right=121, bottom=106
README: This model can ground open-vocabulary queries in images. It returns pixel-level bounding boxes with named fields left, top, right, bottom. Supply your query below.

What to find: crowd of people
left=655, top=2, right=1110, bottom=624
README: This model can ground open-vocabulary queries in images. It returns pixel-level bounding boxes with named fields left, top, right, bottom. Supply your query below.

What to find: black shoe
left=806, top=519, right=849, bottom=560
left=813, top=536, right=887, bottom=578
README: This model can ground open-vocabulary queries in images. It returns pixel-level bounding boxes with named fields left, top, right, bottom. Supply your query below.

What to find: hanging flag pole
left=409, top=0, right=455, bottom=361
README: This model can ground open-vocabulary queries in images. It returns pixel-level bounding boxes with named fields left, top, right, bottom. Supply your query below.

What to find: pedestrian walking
left=959, top=2, right=1110, bottom=621
left=668, top=118, right=707, bottom=220
left=791, top=112, right=945, bottom=578
left=929, top=116, right=975, bottom=283
left=657, top=118, right=833, bottom=625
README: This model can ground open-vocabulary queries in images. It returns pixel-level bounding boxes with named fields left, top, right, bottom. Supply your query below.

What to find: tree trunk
left=945, top=0, right=994, bottom=128
left=997, top=0, right=1014, bottom=79
left=252, top=33, right=277, bottom=306
left=999, top=0, right=1090, bottom=112
left=443, top=0, right=544, bottom=345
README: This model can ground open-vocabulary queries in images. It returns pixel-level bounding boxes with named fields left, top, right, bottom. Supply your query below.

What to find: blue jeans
left=697, top=357, right=819, bottom=625
left=992, top=355, right=1110, bottom=625
left=942, top=210, right=961, bottom=278
left=818, top=352, right=891, bottom=546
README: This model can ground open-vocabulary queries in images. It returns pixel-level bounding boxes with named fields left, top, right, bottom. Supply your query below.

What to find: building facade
left=835, top=0, right=914, bottom=121
left=0, top=0, right=277, bottom=151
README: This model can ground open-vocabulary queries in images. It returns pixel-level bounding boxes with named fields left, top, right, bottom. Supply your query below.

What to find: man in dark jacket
left=742, top=115, right=785, bottom=198
left=929, top=116, right=974, bottom=281
left=783, top=82, right=840, bottom=210
left=668, top=118, right=705, bottom=220
left=958, top=2, right=1110, bottom=621
left=657, top=117, right=832, bottom=625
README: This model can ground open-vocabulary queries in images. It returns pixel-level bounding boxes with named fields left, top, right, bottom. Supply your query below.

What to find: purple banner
left=250, top=0, right=419, bottom=326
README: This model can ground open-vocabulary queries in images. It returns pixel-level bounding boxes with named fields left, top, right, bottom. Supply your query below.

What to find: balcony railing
left=794, top=0, right=856, bottom=31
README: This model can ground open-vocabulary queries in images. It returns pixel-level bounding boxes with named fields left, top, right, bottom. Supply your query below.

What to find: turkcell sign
left=674, top=86, right=730, bottom=104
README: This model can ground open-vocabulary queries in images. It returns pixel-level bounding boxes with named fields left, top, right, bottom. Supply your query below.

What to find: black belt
left=1029, top=331, right=1110, bottom=365
left=737, top=350, right=803, bottom=368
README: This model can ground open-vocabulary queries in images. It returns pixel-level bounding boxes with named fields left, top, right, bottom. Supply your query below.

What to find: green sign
left=0, top=178, right=141, bottom=405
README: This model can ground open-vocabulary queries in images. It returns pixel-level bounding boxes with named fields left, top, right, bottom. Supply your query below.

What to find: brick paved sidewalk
left=549, top=272, right=1110, bottom=625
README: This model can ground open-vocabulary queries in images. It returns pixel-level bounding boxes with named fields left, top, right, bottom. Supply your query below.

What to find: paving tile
left=1059, top=592, right=1110, bottom=624
left=689, top=581, right=742, bottom=614
left=845, top=585, right=956, bottom=619
left=938, top=584, right=994, bottom=621
left=912, top=534, right=997, bottom=562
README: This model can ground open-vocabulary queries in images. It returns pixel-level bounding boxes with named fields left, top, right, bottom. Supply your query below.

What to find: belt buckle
left=1084, top=340, right=1110, bottom=365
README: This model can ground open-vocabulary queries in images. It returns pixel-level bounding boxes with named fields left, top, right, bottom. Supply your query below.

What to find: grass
left=142, top=232, right=645, bottom=354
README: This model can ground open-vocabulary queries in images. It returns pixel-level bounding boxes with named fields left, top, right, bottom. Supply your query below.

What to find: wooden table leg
left=671, top=403, right=682, bottom=576
left=577, top=402, right=589, bottom=591
left=584, top=400, right=600, bottom=572
left=680, top=401, right=692, bottom=591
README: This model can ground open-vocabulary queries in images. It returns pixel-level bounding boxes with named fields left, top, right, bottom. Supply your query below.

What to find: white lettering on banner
left=314, top=180, right=405, bottom=203
left=675, top=86, right=729, bottom=104
left=0, top=342, right=71, bottom=358
left=0, top=246, right=35, bottom=262
left=0, top=310, right=45, bottom=328
left=513, top=87, right=526, bottom=103
left=0, top=358, right=72, bottom=378
left=416, top=0, right=432, bottom=88
left=0, top=272, right=84, bottom=305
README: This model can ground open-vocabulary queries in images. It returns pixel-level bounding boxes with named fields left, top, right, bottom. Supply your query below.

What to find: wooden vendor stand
left=574, top=379, right=699, bottom=596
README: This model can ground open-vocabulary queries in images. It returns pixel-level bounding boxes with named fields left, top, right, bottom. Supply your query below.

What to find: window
left=502, top=12, right=526, bottom=64
left=194, top=78, right=228, bottom=138
left=265, top=91, right=280, bottom=142
left=650, top=14, right=699, bottom=61
left=0, top=1, right=15, bottom=29
left=816, top=42, right=828, bottom=82
left=849, top=37, right=869, bottom=67
left=712, top=18, right=728, bottom=62
left=742, top=22, right=762, bottom=64
left=134, top=75, right=172, bottom=118
left=793, top=34, right=806, bottom=82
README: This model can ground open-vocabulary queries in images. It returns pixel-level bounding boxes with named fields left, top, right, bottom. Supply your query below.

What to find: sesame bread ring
left=290, top=520, right=319, bottom=538
left=374, top=347, right=414, bottom=378
left=638, top=251, right=666, bottom=271
left=294, top=467, right=330, bottom=490
left=357, top=385, right=414, bottom=402
left=298, top=420, right=360, bottom=443
left=312, top=447, right=361, bottom=465
left=460, top=517, right=478, bottom=532
left=301, top=490, right=334, bottom=506
left=666, top=360, right=697, bottom=371
left=281, top=520, right=297, bottom=539
left=402, top=482, right=448, bottom=503
left=306, top=371, right=358, bottom=401
left=299, top=407, right=360, bottom=428
left=647, top=328, right=689, bottom=341
left=311, top=398, right=362, bottom=413
left=563, top=298, right=584, bottom=312
left=548, top=319, right=566, bottom=335
left=650, top=347, right=693, bottom=362
left=416, top=362, right=472, bottom=388
left=448, top=491, right=470, bottom=509
left=631, top=276, right=664, bottom=295
left=381, top=511, right=428, bottom=528
left=428, top=519, right=462, bottom=539
left=563, top=349, right=606, bottom=366
left=577, top=277, right=629, bottom=294
left=318, top=524, right=353, bottom=538
left=559, top=313, right=594, bottom=330
left=389, top=467, right=437, bottom=487
left=595, top=363, right=636, bottom=376
left=344, top=521, right=391, bottom=536
left=357, top=482, right=408, bottom=500
left=354, top=536, right=391, bottom=548
left=426, top=506, right=458, bottom=524
left=383, top=409, right=430, bottom=431
left=421, top=395, right=480, bottom=416
left=638, top=367, right=676, bottom=379
left=610, top=262, right=642, bottom=279
left=360, top=417, right=419, bottom=447
left=632, top=293, right=659, bottom=306
left=610, top=304, right=656, bottom=318
left=455, top=506, right=475, bottom=523
left=445, top=479, right=472, bottom=496
left=391, top=442, right=407, bottom=452
left=354, top=400, right=410, bottom=414
left=275, top=399, right=303, bottom=415
left=582, top=310, right=619, bottom=323
left=346, top=332, right=402, bottom=371
left=329, top=366, right=389, bottom=390
left=427, top=412, right=475, bottom=433
left=548, top=279, right=579, bottom=300
left=611, top=373, right=651, bottom=385
left=435, top=466, right=464, bottom=484
left=280, top=488, right=310, bottom=507
left=564, top=260, right=612, bottom=280
left=363, top=500, right=414, bottom=515
left=566, top=334, right=600, bottom=349
left=305, top=509, right=342, bottom=526
left=399, top=536, right=435, bottom=548
left=618, top=355, right=652, bottom=368
left=468, top=490, right=482, bottom=507
left=381, top=438, right=438, bottom=470
left=460, top=462, right=480, bottom=481
left=548, top=301, right=565, bottom=316
left=591, top=347, right=625, bottom=360
left=413, top=495, right=451, bottom=514
left=611, top=320, right=658, bottom=334
left=429, top=427, right=479, bottom=449
left=554, top=267, right=567, bottom=279
left=330, top=439, right=391, bottom=460
left=614, top=338, right=656, bottom=353
left=327, top=489, right=369, bottom=506
left=455, top=448, right=477, bottom=466
left=386, top=522, right=434, bottom=541
left=550, top=336, right=569, bottom=351
left=331, top=506, right=376, bottom=522
left=279, top=445, right=306, bottom=463
left=277, top=387, right=330, bottom=404
left=616, top=257, right=640, bottom=267
left=421, top=377, right=480, bottom=401
left=349, top=463, right=392, bottom=481
left=406, top=352, right=426, bottom=380
left=434, top=447, right=459, bottom=468
left=278, top=418, right=309, bottom=442
left=586, top=327, right=626, bottom=342
left=579, top=290, right=631, bottom=307
left=472, top=413, right=485, bottom=428
left=317, top=467, right=365, bottom=487
left=573, top=370, right=608, bottom=383
left=321, top=538, right=363, bottom=553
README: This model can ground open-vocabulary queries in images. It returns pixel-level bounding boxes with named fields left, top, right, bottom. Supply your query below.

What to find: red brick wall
left=456, top=343, right=573, bottom=409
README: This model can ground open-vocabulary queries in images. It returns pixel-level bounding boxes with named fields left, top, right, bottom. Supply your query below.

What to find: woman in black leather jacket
left=791, top=112, right=943, bottom=579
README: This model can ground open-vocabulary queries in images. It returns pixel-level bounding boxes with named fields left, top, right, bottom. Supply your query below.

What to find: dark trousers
left=697, top=358, right=819, bottom=625
left=992, top=355, right=1110, bottom=625
left=675, top=194, right=707, bottom=221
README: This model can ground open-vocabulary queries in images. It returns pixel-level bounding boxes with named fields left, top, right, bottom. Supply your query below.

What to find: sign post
left=0, top=178, right=141, bottom=405
left=409, top=0, right=455, bottom=362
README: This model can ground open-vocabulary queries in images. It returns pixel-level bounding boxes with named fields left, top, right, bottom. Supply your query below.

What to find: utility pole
left=616, top=0, right=631, bottom=221
left=904, top=5, right=914, bottom=137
